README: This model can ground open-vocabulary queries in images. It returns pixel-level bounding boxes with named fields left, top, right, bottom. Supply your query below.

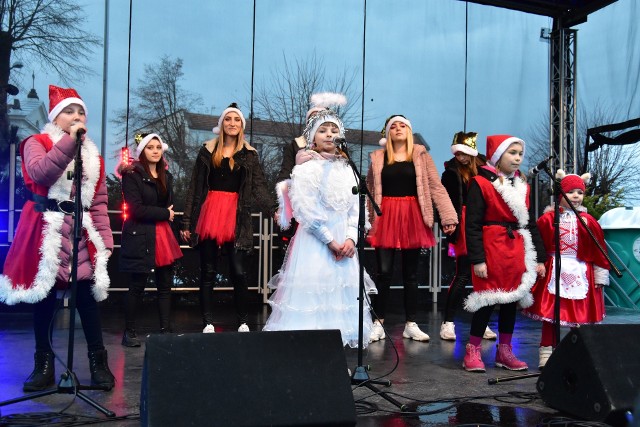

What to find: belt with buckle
left=32, top=193, right=84, bottom=215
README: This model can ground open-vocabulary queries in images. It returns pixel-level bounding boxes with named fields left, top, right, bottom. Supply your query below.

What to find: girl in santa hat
left=522, top=170, right=609, bottom=369
left=439, top=131, right=497, bottom=341
left=119, top=133, right=183, bottom=346
left=0, top=85, right=115, bottom=391
left=462, top=135, right=546, bottom=372
left=264, top=108, right=376, bottom=348
left=366, top=115, right=458, bottom=343
left=180, top=103, right=274, bottom=333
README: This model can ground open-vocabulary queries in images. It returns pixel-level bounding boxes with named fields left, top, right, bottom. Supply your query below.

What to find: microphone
left=333, top=137, right=348, bottom=152
left=75, top=128, right=86, bottom=144
left=528, top=155, right=554, bottom=175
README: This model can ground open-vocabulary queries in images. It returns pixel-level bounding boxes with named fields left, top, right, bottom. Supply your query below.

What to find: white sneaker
left=440, top=321, right=456, bottom=341
left=238, top=323, right=250, bottom=332
left=483, top=326, right=497, bottom=340
left=369, top=320, right=385, bottom=342
left=203, top=324, right=215, bottom=333
left=539, top=346, right=553, bottom=369
left=402, top=322, right=430, bottom=342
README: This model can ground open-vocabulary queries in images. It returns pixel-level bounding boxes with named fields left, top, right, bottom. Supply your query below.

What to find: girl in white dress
left=263, top=109, right=376, bottom=348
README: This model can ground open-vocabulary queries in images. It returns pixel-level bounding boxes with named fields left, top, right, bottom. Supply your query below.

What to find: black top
left=156, top=182, right=169, bottom=207
left=381, top=160, right=417, bottom=197
left=208, top=157, right=241, bottom=192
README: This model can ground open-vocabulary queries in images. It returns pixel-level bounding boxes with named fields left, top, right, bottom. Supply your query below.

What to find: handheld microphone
left=75, top=128, right=86, bottom=143
left=333, top=137, right=347, bottom=152
left=528, top=155, right=554, bottom=175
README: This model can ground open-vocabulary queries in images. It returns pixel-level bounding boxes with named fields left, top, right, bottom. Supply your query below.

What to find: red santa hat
left=486, top=134, right=525, bottom=165
left=212, top=103, right=246, bottom=134
left=48, top=85, right=87, bottom=122
left=556, top=169, right=590, bottom=193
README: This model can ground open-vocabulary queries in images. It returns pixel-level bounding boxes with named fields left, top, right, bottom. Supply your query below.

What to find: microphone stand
left=340, top=145, right=406, bottom=411
left=0, top=132, right=115, bottom=417
left=488, top=163, right=621, bottom=385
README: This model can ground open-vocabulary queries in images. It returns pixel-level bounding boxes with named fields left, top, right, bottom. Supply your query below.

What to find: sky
left=8, top=0, right=639, bottom=175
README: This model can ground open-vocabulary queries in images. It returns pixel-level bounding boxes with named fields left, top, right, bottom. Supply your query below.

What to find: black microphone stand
left=340, top=145, right=406, bottom=411
left=0, top=132, right=115, bottom=417
left=488, top=162, right=621, bottom=385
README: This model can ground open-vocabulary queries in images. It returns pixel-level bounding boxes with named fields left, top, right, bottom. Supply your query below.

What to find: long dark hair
left=138, top=137, right=168, bottom=195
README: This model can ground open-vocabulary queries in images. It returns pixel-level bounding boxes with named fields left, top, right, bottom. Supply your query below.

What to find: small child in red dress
left=522, top=170, right=610, bottom=369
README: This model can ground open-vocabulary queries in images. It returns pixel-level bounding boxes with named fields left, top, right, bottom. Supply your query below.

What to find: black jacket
left=119, top=162, right=174, bottom=273
left=182, top=139, right=274, bottom=250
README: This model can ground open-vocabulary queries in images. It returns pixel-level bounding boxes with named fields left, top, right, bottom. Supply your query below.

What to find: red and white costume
left=0, top=123, right=112, bottom=305
left=522, top=205, right=609, bottom=325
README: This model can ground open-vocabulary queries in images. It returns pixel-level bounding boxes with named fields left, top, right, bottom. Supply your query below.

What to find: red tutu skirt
left=367, top=196, right=435, bottom=249
left=195, top=190, right=238, bottom=244
left=155, top=221, right=183, bottom=267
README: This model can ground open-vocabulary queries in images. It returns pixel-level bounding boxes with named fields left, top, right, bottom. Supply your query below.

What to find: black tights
left=199, top=239, right=248, bottom=325
left=372, top=248, right=420, bottom=322
left=469, top=302, right=517, bottom=338
left=33, top=281, right=105, bottom=353
left=443, top=255, right=471, bottom=322
left=125, top=265, right=173, bottom=331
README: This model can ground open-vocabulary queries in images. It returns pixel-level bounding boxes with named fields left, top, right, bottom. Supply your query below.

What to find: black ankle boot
left=23, top=351, right=55, bottom=392
left=122, top=329, right=141, bottom=347
left=88, top=349, right=115, bottom=390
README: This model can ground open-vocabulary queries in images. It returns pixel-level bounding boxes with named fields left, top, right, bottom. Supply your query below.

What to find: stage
left=1, top=290, right=638, bottom=426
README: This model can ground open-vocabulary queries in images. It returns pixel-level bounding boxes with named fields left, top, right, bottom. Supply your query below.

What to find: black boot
left=23, top=351, right=55, bottom=392
left=122, top=329, right=141, bottom=347
left=88, top=349, right=115, bottom=390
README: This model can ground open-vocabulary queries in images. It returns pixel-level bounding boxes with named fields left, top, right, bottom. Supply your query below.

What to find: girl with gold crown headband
left=366, top=115, right=458, bottom=344
left=264, top=108, right=377, bottom=348
left=181, top=103, right=274, bottom=333
left=0, top=85, right=115, bottom=391
left=439, top=131, right=497, bottom=342
left=522, top=170, right=609, bottom=369
left=119, top=133, right=183, bottom=346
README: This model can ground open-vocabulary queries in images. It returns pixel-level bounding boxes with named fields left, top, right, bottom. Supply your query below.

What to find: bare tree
left=526, top=102, right=640, bottom=217
left=112, top=55, right=203, bottom=206
left=0, top=0, right=101, bottom=146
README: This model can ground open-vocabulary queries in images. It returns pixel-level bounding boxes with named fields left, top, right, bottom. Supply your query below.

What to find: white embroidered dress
left=263, top=157, right=376, bottom=348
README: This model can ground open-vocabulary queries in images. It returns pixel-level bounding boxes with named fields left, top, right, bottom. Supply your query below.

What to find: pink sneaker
left=463, top=344, right=485, bottom=372
left=495, top=344, right=528, bottom=371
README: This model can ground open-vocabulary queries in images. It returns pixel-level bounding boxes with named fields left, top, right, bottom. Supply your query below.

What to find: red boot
left=463, top=344, right=485, bottom=372
left=495, top=344, right=528, bottom=371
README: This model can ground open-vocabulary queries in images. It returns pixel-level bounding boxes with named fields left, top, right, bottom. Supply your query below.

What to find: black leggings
left=33, top=280, right=105, bottom=353
left=199, top=239, right=248, bottom=325
left=372, top=248, right=420, bottom=322
left=469, top=302, right=517, bottom=338
left=443, top=255, right=471, bottom=322
left=125, top=265, right=173, bottom=331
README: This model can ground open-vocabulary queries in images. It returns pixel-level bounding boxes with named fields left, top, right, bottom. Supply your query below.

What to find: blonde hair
left=385, top=130, right=414, bottom=165
left=212, top=126, right=245, bottom=170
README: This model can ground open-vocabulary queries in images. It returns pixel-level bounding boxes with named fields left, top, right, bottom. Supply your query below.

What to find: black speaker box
left=141, top=330, right=356, bottom=427
left=537, top=324, right=640, bottom=424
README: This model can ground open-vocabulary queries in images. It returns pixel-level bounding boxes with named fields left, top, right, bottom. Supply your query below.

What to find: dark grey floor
left=1, top=290, right=639, bottom=426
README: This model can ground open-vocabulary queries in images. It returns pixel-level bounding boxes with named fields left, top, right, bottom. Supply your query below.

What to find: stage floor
left=1, top=290, right=638, bottom=426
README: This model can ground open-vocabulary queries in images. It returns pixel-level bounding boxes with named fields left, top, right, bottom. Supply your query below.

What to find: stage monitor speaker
left=141, top=330, right=356, bottom=427
left=537, top=324, right=640, bottom=425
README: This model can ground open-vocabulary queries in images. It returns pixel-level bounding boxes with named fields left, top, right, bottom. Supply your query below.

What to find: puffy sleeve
left=289, top=161, right=333, bottom=244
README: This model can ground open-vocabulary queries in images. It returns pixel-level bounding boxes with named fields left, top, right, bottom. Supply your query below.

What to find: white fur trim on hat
left=380, top=116, right=412, bottom=146
left=213, top=107, right=246, bottom=135
left=48, top=97, right=87, bottom=122
left=135, top=133, right=168, bottom=159
left=490, top=136, right=525, bottom=166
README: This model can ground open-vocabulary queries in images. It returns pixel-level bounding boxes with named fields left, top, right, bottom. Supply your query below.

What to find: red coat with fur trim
left=463, top=166, right=546, bottom=312
left=0, top=124, right=113, bottom=305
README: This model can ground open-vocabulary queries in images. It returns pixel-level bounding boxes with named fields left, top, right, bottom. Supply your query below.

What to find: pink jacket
left=0, top=123, right=113, bottom=305
left=366, top=145, right=458, bottom=229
